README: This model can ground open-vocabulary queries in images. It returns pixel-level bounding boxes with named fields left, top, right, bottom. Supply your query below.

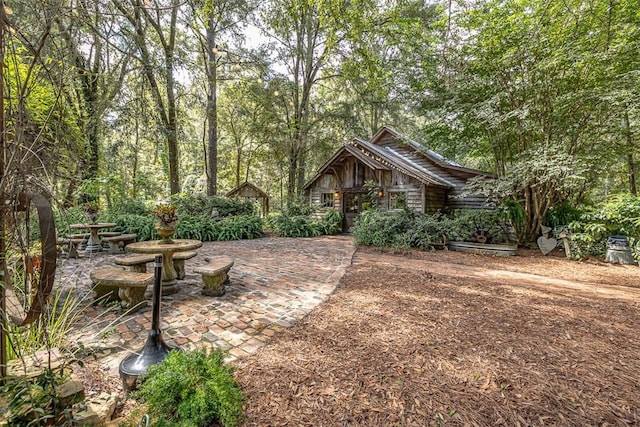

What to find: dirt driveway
left=235, top=247, right=640, bottom=426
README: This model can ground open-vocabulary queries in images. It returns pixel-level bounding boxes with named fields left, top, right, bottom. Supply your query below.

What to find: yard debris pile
left=235, top=248, right=640, bottom=426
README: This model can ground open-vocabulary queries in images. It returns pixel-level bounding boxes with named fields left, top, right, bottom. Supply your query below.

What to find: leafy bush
left=319, top=209, right=344, bottom=235
left=351, top=209, right=415, bottom=247
left=446, top=209, right=511, bottom=243
left=111, top=214, right=156, bottom=241
left=110, top=198, right=151, bottom=216
left=217, top=215, right=264, bottom=240
left=544, top=201, right=584, bottom=229
left=406, top=212, right=450, bottom=250
left=135, top=349, right=244, bottom=427
left=267, top=204, right=343, bottom=237
left=171, top=194, right=254, bottom=217
left=268, top=213, right=322, bottom=237
left=175, top=215, right=221, bottom=241
left=352, top=209, right=512, bottom=250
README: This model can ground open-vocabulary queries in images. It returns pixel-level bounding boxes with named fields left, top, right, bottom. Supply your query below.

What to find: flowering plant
left=152, top=203, right=178, bottom=224
left=83, top=201, right=101, bottom=214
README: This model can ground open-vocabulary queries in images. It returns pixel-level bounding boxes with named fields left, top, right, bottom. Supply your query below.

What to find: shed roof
left=226, top=181, right=269, bottom=198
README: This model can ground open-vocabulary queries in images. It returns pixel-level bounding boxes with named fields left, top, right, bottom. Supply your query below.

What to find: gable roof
left=226, top=181, right=269, bottom=199
left=370, top=126, right=491, bottom=176
left=304, top=127, right=489, bottom=190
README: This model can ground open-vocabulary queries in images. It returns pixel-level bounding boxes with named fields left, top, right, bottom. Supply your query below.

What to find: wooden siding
left=424, top=186, right=447, bottom=214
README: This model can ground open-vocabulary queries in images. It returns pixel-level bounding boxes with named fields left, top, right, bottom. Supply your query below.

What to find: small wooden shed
left=303, top=126, right=491, bottom=229
left=226, top=181, right=269, bottom=217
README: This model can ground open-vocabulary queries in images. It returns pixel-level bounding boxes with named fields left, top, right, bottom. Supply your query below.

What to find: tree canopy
left=1, top=0, right=638, bottom=226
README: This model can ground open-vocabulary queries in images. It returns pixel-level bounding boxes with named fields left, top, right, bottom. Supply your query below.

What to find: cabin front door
left=343, top=192, right=366, bottom=231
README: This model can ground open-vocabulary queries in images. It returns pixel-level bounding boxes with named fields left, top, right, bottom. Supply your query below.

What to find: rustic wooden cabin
left=303, top=126, right=491, bottom=229
left=226, top=181, right=269, bottom=217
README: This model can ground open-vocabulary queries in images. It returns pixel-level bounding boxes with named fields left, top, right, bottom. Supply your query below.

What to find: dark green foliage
left=216, top=215, right=264, bottom=241
left=112, top=214, right=156, bottom=241
left=446, top=210, right=511, bottom=243
left=135, top=349, right=244, bottom=427
left=268, top=213, right=322, bottom=237
left=560, top=194, right=640, bottom=259
left=175, top=215, right=221, bottom=241
left=406, top=212, right=450, bottom=250
left=281, top=202, right=315, bottom=217
left=320, top=209, right=344, bottom=235
left=544, top=201, right=584, bottom=229
left=170, top=194, right=254, bottom=217
left=54, top=207, right=86, bottom=234
left=267, top=206, right=343, bottom=237
left=110, top=199, right=151, bottom=216
left=352, top=209, right=511, bottom=250
left=351, top=209, right=415, bottom=249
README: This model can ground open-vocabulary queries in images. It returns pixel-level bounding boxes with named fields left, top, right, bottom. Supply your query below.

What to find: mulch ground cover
left=235, top=247, right=640, bottom=426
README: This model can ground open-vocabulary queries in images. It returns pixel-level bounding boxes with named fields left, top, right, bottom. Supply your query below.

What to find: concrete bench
left=57, top=237, right=87, bottom=258
left=114, top=251, right=197, bottom=279
left=98, top=231, right=122, bottom=238
left=99, top=231, right=122, bottom=249
left=114, top=254, right=155, bottom=272
left=194, top=256, right=234, bottom=296
left=173, top=251, right=198, bottom=279
left=68, top=233, right=91, bottom=239
left=102, top=233, right=137, bottom=254
left=90, top=267, right=153, bottom=311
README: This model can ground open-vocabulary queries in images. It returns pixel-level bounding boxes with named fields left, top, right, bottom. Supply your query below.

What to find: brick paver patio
left=59, top=235, right=355, bottom=375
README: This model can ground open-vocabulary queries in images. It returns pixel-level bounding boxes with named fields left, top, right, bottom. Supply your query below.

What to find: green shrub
left=555, top=194, right=640, bottom=259
left=111, top=214, right=156, bottom=241
left=217, top=215, right=264, bottom=240
left=175, top=215, right=221, bottom=241
left=319, top=209, right=344, bottom=235
left=446, top=209, right=510, bottom=243
left=171, top=194, right=254, bottom=217
left=110, top=199, right=151, bottom=216
left=135, top=349, right=244, bottom=427
left=268, top=213, right=322, bottom=237
left=351, top=209, right=414, bottom=247
left=406, top=212, right=449, bottom=250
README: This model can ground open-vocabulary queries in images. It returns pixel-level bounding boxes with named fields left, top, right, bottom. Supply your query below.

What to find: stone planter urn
left=155, top=221, right=177, bottom=244
left=85, top=211, right=99, bottom=224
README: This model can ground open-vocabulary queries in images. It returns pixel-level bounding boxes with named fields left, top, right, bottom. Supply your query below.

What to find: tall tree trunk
left=0, top=2, right=7, bottom=384
left=624, top=108, right=637, bottom=195
left=206, top=15, right=218, bottom=196
left=113, top=0, right=181, bottom=194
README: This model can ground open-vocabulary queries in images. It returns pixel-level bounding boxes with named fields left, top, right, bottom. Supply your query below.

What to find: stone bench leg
left=202, top=272, right=229, bottom=297
left=130, top=264, right=147, bottom=273
left=94, top=284, right=119, bottom=303
left=118, top=287, right=147, bottom=311
left=174, top=259, right=186, bottom=280
left=65, top=243, right=79, bottom=259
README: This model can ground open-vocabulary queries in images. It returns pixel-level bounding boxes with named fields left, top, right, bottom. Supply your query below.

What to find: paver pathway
left=59, top=235, right=355, bottom=375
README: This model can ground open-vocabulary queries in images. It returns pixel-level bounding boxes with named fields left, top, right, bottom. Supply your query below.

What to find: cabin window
left=389, top=192, right=407, bottom=209
left=352, top=161, right=366, bottom=187
left=345, top=193, right=359, bottom=213
left=320, top=192, right=334, bottom=208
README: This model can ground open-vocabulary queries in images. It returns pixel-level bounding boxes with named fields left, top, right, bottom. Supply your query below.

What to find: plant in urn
left=153, top=203, right=179, bottom=243
left=83, top=201, right=101, bottom=224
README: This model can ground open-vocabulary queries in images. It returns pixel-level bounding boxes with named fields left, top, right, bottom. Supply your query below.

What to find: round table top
left=126, top=239, right=203, bottom=254
left=69, top=222, right=117, bottom=229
